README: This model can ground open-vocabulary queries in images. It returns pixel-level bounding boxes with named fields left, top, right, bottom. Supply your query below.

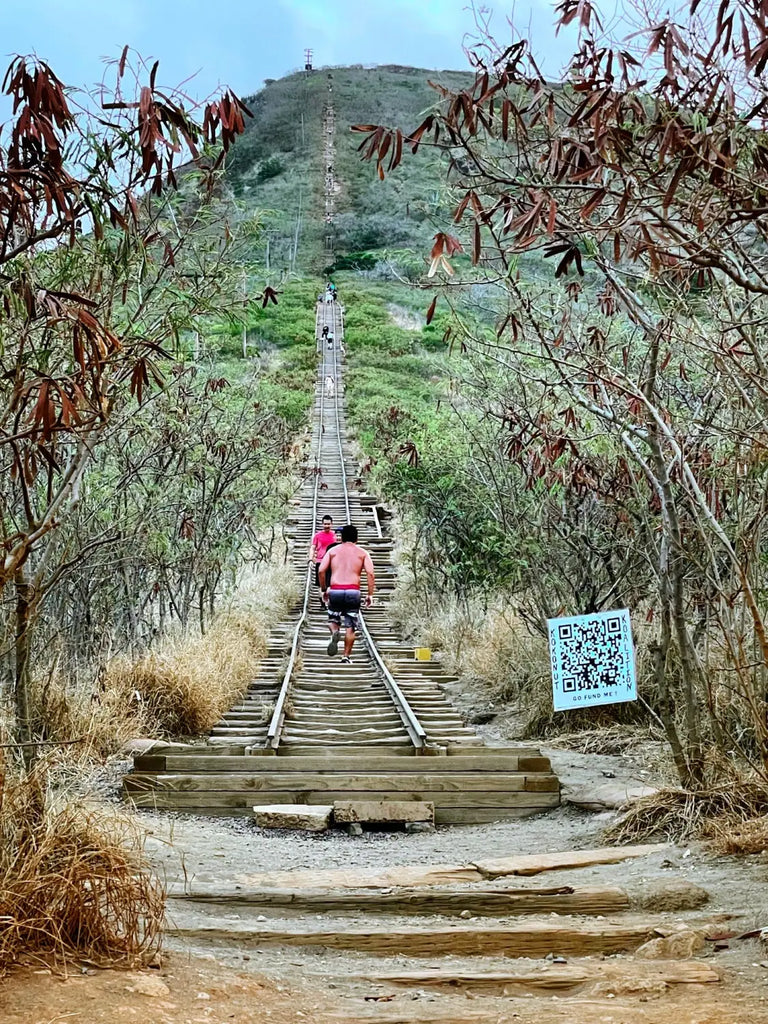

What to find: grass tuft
left=0, top=762, right=164, bottom=970
left=604, top=780, right=768, bottom=848
left=100, top=563, right=298, bottom=739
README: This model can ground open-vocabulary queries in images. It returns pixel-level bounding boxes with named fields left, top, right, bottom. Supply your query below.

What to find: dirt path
left=9, top=744, right=768, bottom=1024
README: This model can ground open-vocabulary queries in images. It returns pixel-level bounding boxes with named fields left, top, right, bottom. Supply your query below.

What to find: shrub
left=256, top=156, right=285, bottom=183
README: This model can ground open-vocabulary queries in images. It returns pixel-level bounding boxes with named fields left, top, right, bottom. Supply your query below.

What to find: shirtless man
left=318, top=524, right=375, bottom=664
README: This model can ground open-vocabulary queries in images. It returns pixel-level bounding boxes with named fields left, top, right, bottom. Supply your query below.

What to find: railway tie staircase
left=123, top=74, right=558, bottom=824
left=123, top=295, right=560, bottom=825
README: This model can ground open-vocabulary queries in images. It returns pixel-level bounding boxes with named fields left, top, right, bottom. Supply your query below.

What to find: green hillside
left=225, top=64, right=473, bottom=273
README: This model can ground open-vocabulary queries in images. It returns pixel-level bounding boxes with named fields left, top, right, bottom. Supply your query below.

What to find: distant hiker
left=325, top=374, right=335, bottom=398
left=309, top=515, right=336, bottom=593
left=321, top=325, right=329, bottom=340
left=319, top=524, right=375, bottom=664
left=327, top=332, right=334, bottom=349
left=339, top=340, right=346, bottom=358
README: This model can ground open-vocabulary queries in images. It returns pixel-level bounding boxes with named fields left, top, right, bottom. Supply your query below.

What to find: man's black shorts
left=327, top=588, right=361, bottom=631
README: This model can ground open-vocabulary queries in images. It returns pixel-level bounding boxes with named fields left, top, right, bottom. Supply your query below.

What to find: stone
left=631, top=879, right=710, bottom=912
left=347, top=822, right=364, bottom=836
left=592, top=978, right=668, bottom=999
left=333, top=800, right=434, bottom=824
left=635, top=930, right=706, bottom=960
left=470, top=711, right=497, bottom=725
left=252, top=804, right=332, bottom=831
left=562, top=782, right=659, bottom=812
left=405, top=821, right=436, bottom=834
left=125, top=973, right=172, bottom=998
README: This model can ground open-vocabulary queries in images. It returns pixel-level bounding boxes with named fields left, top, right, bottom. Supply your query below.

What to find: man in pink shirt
left=309, top=515, right=336, bottom=593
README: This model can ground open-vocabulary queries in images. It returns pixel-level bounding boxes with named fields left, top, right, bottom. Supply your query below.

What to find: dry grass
left=604, top=779, right=768, bottom=849
left=714, top=815, right=768, bottom=855
left=91, top=561, right=298, bottom=741
left=29, top=669, right=147, bottom=762
left=0, top=761, right=164, bottom=970
left=103, top=620, right=265, bottom=736
left=546, top=723, right=655, bottom=756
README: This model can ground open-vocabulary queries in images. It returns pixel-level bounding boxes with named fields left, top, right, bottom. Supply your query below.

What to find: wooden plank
left=123, top=772, right=559, bottom=793
left=435, top=804, right=558, bottom=824
left=228, top=865, right=485, bottom=889
left=171, top=883, right=630, bottom=917
left=473, top=844, right=669, bottom=879
left=166, top=919, right=657, bottom=957
left=352, top=960, right=721, bottom=992
left=155, top=755, right=549, bottom=773
left=124, top=790, right=559, bottom=810
left=333, top=800, right=434, bottom=823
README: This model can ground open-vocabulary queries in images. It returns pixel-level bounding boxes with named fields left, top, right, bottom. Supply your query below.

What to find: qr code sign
left=548, top=609, right=636, bottom=712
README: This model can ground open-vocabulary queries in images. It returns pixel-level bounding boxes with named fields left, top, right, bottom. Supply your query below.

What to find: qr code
left=548, top=609, right=635, bottom=711
left=558, top=615, right=625, bottom=693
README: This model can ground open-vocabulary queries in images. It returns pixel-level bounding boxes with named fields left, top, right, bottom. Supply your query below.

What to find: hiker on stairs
left=309, top=515, right=336, bottom=598
left=319, top=523, right=375, bottom=664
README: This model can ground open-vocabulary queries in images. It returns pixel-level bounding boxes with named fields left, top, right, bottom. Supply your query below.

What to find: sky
left=0, top=0, right=582, bottom=113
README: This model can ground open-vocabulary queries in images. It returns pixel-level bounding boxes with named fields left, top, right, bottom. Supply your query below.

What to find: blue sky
left=1, top=1, right=579, bottom=112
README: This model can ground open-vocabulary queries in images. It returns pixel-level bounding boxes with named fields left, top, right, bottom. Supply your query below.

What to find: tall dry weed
left=0, top=760, right=164, bottom=970
left=101, top=561, right=298, bottom=738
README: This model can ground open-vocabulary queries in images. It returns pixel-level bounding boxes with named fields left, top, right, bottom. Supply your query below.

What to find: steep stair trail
left=123, top=82, right=559, bottom=824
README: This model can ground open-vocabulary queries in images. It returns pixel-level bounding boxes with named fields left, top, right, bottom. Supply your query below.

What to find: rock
left=636, top=930, right=706, bottom=959
left=347, top=822, right=364, bottom=836
left=562, top=782, right=659, bottom=812
left=252, top=804, right=332, bottom=831
left=470, top=711, right=497, bottom=725
left=125, top=973, right=171, bottom=998
left=405, top=821, right=435, bottom=834
left=631, top=879, right=710, bottom=912
left=592, top=978, right=668, bottom=998
left=333, top=800, right=434, bottom=824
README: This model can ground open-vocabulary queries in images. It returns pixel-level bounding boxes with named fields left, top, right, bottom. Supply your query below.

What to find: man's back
left=325, top=542, right=372, bottom=588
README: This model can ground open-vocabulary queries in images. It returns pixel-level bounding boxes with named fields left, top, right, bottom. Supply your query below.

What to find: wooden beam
left=142, top=754, right=553, bottom=773
left=473, top=844, right=669, bottom=879
left=171, top=883, right=629, bottom=917
left=166, top=919, right=658, bottom=957
left=351, top=959, right=721, bottom=991
left=123, top=771, right=559, bottom=793
left=124, top=790, right=560, bottom=811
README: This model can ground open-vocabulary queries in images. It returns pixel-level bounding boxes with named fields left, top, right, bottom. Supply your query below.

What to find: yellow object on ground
left=414, top=647, right=432, bottom=661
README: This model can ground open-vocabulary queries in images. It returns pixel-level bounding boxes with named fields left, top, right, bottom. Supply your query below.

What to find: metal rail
left=265, top=299, right=426, bottom=751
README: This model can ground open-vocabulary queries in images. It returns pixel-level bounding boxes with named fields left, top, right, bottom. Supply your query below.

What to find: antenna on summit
left=304, top=48, right=314, bottom=72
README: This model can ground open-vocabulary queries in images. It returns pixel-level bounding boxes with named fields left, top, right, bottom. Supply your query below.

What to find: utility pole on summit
left=304, top=48, right=313, bottom=72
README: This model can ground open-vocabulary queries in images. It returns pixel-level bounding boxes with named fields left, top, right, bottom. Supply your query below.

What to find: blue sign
left=548, top=608, right=637, bottom=712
